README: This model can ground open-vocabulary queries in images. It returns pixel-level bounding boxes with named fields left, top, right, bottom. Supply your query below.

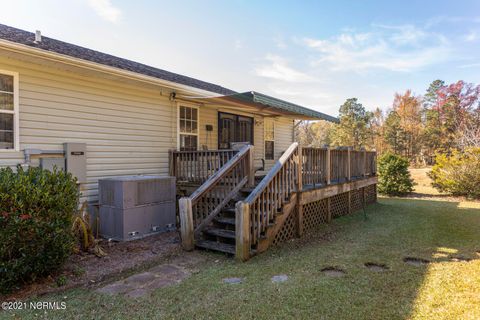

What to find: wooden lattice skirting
left=273, top=184, right=377, bottom=245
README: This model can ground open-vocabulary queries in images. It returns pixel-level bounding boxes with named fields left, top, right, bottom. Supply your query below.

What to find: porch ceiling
left=179, top=91, right=339, bottom=122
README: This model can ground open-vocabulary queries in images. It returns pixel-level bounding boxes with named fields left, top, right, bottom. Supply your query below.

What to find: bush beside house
left=429, top=148, right=480, bottom=199
left=0, top=166, right=79, bottom=293
left=377, top=153, right=415, bottom=196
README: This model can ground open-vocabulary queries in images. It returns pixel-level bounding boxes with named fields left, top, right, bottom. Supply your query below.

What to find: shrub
left=429, top=148, right=480, bottom=199
left=0, top=166, right=79, bottom=293
left=377, top=153, right=415, bottom=196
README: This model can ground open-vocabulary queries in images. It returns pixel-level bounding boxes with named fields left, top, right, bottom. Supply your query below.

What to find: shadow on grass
left=259, top=197, right=480, bottom=319
left=5, top=197, right=480, bottom=320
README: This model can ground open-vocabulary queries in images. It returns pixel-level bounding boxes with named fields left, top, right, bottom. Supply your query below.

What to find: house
left=0, top=23, right=336, bottom=200
left=0, top=24, right=377, bottom=260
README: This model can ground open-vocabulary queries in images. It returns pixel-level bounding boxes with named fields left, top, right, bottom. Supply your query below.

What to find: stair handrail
left=179, top=144, right=254, bottom=250
left=244, top=142, right=299, bottom=204
left=236, top=142, right=299, bottom=260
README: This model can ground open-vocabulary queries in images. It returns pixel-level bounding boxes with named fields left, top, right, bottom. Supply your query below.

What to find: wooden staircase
left=195, top=185, right=258, bottom=255
left=195, top=169, right=299, bottom=256
left=177, top=143, right=378, bottom=261
left=179, top=143, right=301, bottom=260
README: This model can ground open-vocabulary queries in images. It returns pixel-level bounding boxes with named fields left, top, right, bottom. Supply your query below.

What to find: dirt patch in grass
left=321, top=267, right=346, bottom=277
left=96, top=254, right=207, bottom=299
left=364, top=262, right=389, bottom=272
left=3, top=231, right=182, bottom=301
left=403, top=257, right=430, bottom=266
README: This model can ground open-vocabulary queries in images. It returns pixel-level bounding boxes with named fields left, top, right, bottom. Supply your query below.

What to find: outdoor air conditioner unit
left=98, top=175, right=176, bottom=241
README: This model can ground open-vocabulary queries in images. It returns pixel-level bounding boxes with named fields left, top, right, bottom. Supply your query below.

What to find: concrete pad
left=223, top=277, right=243, bottom=284
left=97, top=263, right=190, bottom=298
left=271, top=275, right=289, bottom=283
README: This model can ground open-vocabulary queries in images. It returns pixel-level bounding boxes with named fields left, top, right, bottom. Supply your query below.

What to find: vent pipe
left=34, top=30, right=41, bottom=43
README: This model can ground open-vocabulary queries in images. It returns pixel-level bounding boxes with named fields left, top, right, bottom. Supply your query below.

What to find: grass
left=3, top=173, right=480, bottom=319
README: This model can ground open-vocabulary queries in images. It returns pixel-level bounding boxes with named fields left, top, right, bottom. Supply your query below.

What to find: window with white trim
left=264, top=118, right=275, bottom=160
left=0, top=73, right=17, bottom=150
left=178, top=105, right=198, bottom=151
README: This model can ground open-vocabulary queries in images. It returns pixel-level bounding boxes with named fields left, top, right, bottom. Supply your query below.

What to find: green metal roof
left=227, top=91, right=339, bottom=123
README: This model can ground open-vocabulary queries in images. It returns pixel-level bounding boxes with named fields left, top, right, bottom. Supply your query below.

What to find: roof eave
left=227, top=91, right=339, bottom=122
left=0, top=39, right=224, bottom=97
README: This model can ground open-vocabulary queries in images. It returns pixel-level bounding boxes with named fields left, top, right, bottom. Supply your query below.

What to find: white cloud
left=459, top=62, right=480, bottom=68
left=303, top=25, right=451, bottom=73
left=234, top=39, right=243, bottom=50
left=273, top=36, right=287, bottom=49
left=87, top=0, right=121, bottom=23
left=375, top=24, right=428, bottom=45
left=464, top=31, right=478, bottom=42
left=255, top=54, right=315, bottom=82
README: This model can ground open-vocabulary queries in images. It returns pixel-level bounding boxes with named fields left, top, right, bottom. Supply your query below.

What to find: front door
left=218, top=112, right=254, bottom=149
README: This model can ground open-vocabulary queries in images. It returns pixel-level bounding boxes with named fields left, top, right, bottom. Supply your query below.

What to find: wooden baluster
left=326, top=148, right=331, bottom=185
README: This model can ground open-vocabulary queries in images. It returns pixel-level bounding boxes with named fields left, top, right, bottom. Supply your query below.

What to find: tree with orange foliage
left=391, top=90, right=423, bottom=161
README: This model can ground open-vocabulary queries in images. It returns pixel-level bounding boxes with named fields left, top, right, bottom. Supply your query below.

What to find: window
left=218, top=112, right=254, bottom=149
left=264, top=118, right=275, bottom=160
left=0, top=71, right=18, bottom=151
left=178, top=105, right=198, bottom=151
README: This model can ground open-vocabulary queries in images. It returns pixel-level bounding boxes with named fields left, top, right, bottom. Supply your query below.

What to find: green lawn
left=4, top=196, right=480, bottom=319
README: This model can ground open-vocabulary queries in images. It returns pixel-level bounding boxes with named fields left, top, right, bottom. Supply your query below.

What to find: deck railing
left=175, top=143, right=377, bottom=259
left=179, top=145, right=254, bottom=250
left=330, top=148, right=349, bottom=183
left=169, top=149, right=238, bottom=185
left=350, top=150, right=365, bottom=179
left=302, top=147, right=328, bottom=186
left=365, top=151, right=377, bottom=176
left=235, top=144, right=377, bottom=260
left=236, top=143, right=299, bottom=259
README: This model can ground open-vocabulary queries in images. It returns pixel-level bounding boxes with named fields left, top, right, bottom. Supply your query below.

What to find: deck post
left=297, top=145, right=303, bottom=237
left=326, top=147, right=331, bottom=185
left=363, top=149, right=367, bottom=178
left=326, top=197, right=332, bottom=222
left=348, top=191, right=352, bottom=215
left=297, top=145, right=303, bottom=192
left=347, top=147, right=351, bottom=181
left=235, top=201, right=250, bottom=261
left=179, top=197, right=194, bottom=251
left=247, top=146, right=255, bottom=187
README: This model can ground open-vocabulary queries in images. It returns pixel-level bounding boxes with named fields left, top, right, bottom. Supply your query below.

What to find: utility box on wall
left=98, top=176, right=176, bottom=241
left=64, top=143, right=87, bottom=183
left=40, top=157, right=65, bottom=172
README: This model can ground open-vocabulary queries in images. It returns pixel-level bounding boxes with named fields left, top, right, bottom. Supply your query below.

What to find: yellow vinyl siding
left=0, top=56, right=176, bottom=202
left=0, top=55, right=295, bottom=201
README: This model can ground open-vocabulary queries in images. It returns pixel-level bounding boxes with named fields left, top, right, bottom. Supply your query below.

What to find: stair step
left=240, top=187, right=255, bottom=193
left=204, top=228, right=236, bottom=239
left=222, top=207, right=236, bottom=214
left=214, top=217, right=236, bottom=225
left=196, top=240, right=235, bottom=255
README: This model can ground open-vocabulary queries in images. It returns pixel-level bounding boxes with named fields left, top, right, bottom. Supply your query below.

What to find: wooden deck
left=173, top=144, right=377, bottom=261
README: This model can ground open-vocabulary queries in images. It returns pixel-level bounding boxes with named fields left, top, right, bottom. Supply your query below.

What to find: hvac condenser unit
left=98, top=176, right=176, bottom=241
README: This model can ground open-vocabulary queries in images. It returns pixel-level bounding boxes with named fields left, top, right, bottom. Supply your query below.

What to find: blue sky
left=1, top=0, right=479, bottom=116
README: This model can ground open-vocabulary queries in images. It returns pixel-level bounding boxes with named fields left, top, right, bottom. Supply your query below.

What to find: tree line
left=296, top=80, right=480, bottom=165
